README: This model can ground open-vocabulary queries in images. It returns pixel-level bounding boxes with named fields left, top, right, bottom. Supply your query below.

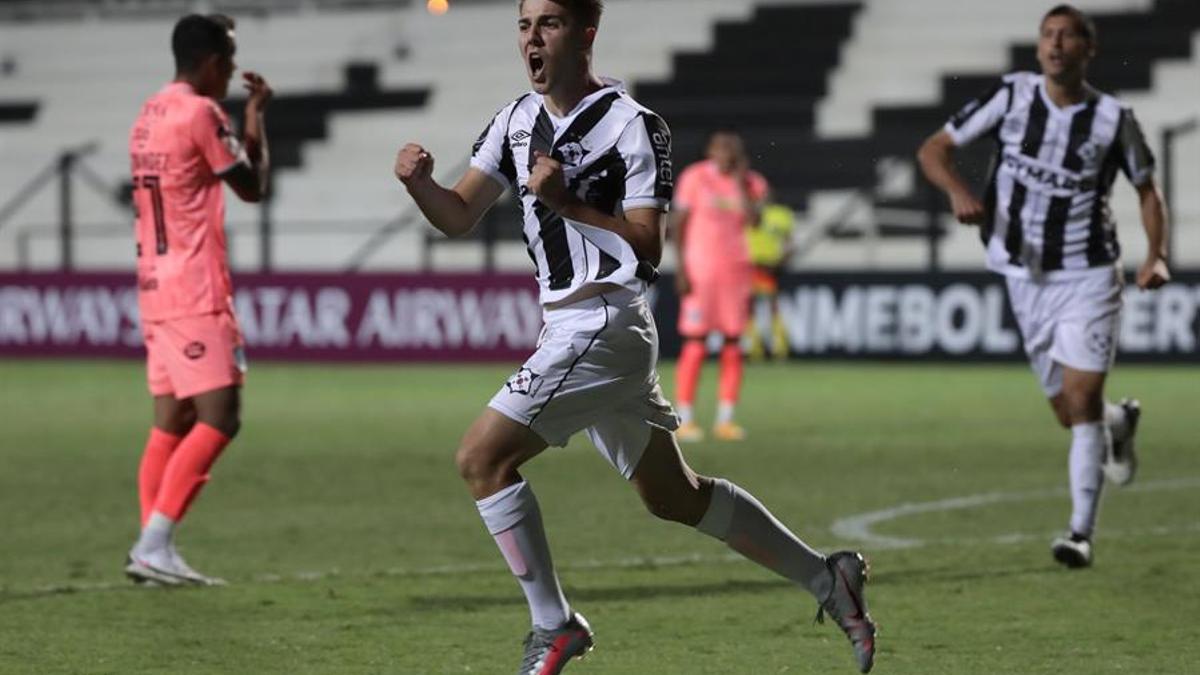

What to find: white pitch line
left=830, top=476, right=1200, bottom=549
left=7, top=552, right=747, bottom=600
left=8, top=478, right=1199, bottom=599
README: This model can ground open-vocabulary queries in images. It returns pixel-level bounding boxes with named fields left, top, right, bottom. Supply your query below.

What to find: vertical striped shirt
left=946, top=72, right=1155, bottom=280
left=470, top=78, right=673, bottom=305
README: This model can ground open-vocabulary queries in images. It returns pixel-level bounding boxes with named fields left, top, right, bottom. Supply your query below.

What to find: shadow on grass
left=408, top=577, right=791, bottom=612
left=405, top=562, right=1058, bottom=613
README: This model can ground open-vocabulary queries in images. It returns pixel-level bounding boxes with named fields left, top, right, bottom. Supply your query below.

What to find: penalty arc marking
left=829, top=476, right=1200, bottom=550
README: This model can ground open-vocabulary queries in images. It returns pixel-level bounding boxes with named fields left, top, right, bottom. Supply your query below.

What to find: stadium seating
left=0, top=0, right=769, bottom=270
left=635, top=0, right=1200, bottom=270
left=0, top=0, right=1197, bottom=271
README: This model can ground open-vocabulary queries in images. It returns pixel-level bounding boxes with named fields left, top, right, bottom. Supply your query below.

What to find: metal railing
left=1161, top=116, right=1198, bottom=268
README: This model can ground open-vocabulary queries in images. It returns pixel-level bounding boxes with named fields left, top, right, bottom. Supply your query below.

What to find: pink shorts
left=678, top=274, right=751, bottom=339
left=144, top=311, right=246, bottom=399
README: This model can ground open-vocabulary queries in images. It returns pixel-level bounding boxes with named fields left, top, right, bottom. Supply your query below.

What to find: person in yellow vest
left=745, top=203, right=795, bottom=360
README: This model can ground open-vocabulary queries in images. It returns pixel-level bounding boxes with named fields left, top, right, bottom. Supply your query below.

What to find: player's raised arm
left=394, top=144, right=506, bottom=238
left=222, top=71, right=272, bottom=202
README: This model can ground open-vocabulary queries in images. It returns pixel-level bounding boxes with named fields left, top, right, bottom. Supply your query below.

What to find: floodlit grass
left=1, top=359, right=1196, bottom=674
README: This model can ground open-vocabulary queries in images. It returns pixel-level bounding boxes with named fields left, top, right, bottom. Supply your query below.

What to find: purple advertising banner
left=0, top=272, right=543, bottom=362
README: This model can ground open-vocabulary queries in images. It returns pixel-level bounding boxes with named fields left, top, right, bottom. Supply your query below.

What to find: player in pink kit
left=124, top=13, right=271, bottom=586
left=673, top=129, right=769, bottom=442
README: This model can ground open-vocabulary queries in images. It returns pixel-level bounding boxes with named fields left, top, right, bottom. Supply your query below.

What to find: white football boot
left=1102, top=398, right=1140, bottom=486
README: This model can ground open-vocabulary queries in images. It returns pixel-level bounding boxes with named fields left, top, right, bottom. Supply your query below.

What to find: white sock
left=696, top=479, right=831, bottom=599
left=678, top=404, right=694, bottom=425
left=476, top=481, right=570, bottom=630
left=716, top=402, right=736, bottom=426
left=134, top=512, right=175, bottom=555
left=1068, top=422, right=1108, bottom=537
left=1104, top=400, right=1129, bottom=442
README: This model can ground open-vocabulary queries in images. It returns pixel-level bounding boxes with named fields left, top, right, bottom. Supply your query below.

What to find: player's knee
left=455, top=441, right=503, bottom=486
left=209, top=410, right=240, bottom=438
left=642, top=495, right=691, bottom=524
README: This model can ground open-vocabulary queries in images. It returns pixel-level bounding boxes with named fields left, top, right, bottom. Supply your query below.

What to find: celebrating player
left=917, top=3, right=1168, bottom=568
left=672, top=129, right=768, bottom=441
left=393, top=1, right=875, bottom=672
left=124, top=14, right=271, bottom=585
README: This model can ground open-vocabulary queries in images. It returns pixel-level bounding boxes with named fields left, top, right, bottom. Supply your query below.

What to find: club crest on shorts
left=505, top=367, right=541, bottom=396
left=1087, top=331, right=1114, bottom=357
left=184, top=341, right=207, bottom=360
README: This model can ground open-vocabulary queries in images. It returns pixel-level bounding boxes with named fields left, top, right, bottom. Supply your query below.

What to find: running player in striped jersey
left=124, top=14, right=271, bottom=586
left=918, top=3, right=1169, bottom=569
left=393, top=1, right=875, bottom=672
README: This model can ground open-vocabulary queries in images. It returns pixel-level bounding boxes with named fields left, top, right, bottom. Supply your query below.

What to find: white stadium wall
left=0, top=0, right=1197, bottom=272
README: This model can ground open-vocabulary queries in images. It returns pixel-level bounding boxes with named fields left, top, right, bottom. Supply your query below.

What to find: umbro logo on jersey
left=510, top=130, right=531, bottom=148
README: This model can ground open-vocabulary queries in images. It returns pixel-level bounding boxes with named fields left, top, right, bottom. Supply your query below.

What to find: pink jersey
left=674, top=160, right=769, bottom=278
left=129, top=81, right=247, bottom=322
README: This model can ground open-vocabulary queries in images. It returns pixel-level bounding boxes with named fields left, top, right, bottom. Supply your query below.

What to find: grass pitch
left=0, top=359, right=1197, bottom=674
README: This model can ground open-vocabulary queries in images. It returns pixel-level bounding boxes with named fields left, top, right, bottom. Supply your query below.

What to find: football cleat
left=1051, top=534, right=1093, bottom=569
left=712, top=421, right=747, bottom=441
left=1103, top=398, right=1140, bottom=487
left=816, top=551, right=876, bottom=673
left=517, top=612, right=594, bottom=675
left=675, top=421, right=705, bottom=443
left=125, top=549, right=188, bottom=587
left=168, top=546, right=227, bottom=586
left=124, top=546, right=225, bottom=587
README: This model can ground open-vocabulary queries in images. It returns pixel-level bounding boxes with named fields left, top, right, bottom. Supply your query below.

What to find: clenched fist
left=949, top=188, right=986, bottom=225
left=395, top=143, right=434, bottom=189
left=528, top=151, right=571, bottom=212
left=1137, top=255, right=1170, bottom=290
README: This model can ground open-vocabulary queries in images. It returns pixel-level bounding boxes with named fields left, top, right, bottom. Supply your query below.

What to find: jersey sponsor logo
left=131, top=152, right=168, bottom=173
left=505, top=367, right=541, bottom=395
left=510, top=129, right=531, bottom=149
left=184, top=341, right=207, bottom=359
left=647, top=117, right=674, bottom=186
left=1001, top=152, right=1097, bottom=193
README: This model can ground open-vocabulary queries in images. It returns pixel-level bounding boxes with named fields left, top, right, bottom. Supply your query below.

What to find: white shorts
left=489, top=288, right=680, bottom=479
left=1005, top=267, right=1123, bottom=397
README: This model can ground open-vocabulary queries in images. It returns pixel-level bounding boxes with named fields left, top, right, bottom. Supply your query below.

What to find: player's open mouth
left=529, top=53, right=545, bottom=80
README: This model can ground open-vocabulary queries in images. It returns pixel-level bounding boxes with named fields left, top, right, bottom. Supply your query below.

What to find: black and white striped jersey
left=946, top=72, right=1155, bottom=280
left=470, top=79, right=673, bottom=305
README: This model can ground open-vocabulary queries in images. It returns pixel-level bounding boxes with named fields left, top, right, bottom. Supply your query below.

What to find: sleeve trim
left=470, top=158, right=511, bottom=189
left=623, top=197, right=670, bottom=212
